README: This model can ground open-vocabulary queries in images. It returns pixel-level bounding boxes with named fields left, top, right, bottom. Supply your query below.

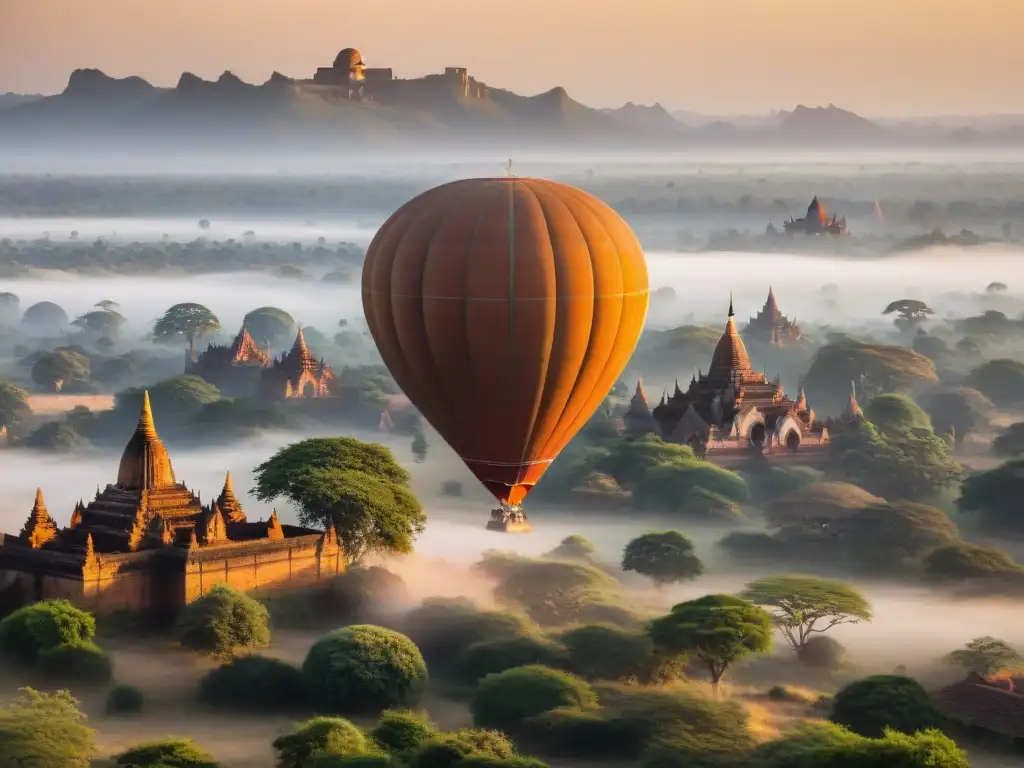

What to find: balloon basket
left=486, top=505, right=532, bottom=533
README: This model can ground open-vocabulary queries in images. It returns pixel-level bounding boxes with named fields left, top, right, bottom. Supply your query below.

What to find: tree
left=95, top=299, right=119, bottom=311
left=830, top=675, right=942, bottom=738
left=371, top=710, right=438, bottom=755
left=992, top=423, right=1024, bottom=457
left=199, top=654, right=306, bottom=712
left=863, top=393, right=931, bottom=437
left=457, top=635, right=567, bottom=684
left=116, top=375, right=220, bottom=421
left=741, top=575, right=872, bottom=654
left=925, top=388, right=995, bottom=446
left=912, top=332, right=949, bottom=361
left=152, top=303, right=221, bottom=357
left=31, top=349, right=90, bottom=391
left=273, top=717, right=371, bottom=768
left=558, top=624, right=658, bottom=682
left=0, top=599, right=96, bottom=663
left=830, top=418, right=962, bottom=501
left=0, top=687, right=95, bottom=768
left=243, top=306, right=297, bottom=347
left=621, top=531, right=704, bottom=587
left=544, top=535, right=596, bottom=561
left=0, top=380, right=31, bottom=430
left=923, top=541, right=1023, bottom=581
left=966, top=359, right=1024, bottom=407
left=958, top=459, right=1024, bottom=534
left=173, top=584, right=270, bottom=658
left=471, top=665, right=597, bottom=730
left=411, top=428, right=428, bottom=463
left=302, top=625, right=428, bottom=713
left=113, top=738, right=219, bottom=767
left=490, top=560, right=624, bottom=626
left=648, top=594, right=772, bottom=694
left=882, top=299, right=934, bottom=333
left=253, top=437, right=425, bottom=565
left=21, top=301, right=69, bottom=336
left=945, top=636, right=1022, bottom=676
left=804, top=339, right=937, bottom=411
left=72, top=309, right=126, bottom=340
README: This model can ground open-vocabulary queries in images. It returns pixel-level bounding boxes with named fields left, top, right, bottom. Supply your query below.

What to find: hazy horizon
left=2, top=0, right=1023, bottom=116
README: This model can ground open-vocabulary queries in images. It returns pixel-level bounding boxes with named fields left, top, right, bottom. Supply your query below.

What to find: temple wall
left=184, top=537, right=343, bottom=603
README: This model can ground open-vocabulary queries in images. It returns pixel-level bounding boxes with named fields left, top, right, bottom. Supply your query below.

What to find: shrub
left=524, top=708, right=637, bottom=758
left=324, top=567, right=410, bottom=624
left=198, top=654, right=306, bottom=711
left=492, top=560, right=623, bottom=626
left=106, top=683, right=144, bottom=715
left=559, top=624, right=656, bottom=681
left=0, top=687, right=95, bottom=768
left=303, top=625, right=428, bottom=713
left=36, top=641, right=113, bottom=685
left=457, top=636, right=567, bottom=683
left=830, top=675, right=943, bottom=738
left=174, top=584, right=270, bottom=658
left=273, top=717, right=372, bottom=768
left=0, top=599, right=96, bottom=663
left=402, top=598, right=535, bottom=669
left=544, top=536, right=596, bottom=561
left=923, top=541, right=1023, bottom=581
left=796, top=635, right=847, bottom=670
left=113, top=738, right=219, bottom=767
left=471, top=665, right=597, bottom=730
left=370, top=710, right=438, bottom=755
left=409, top=729, right=515, bottom=768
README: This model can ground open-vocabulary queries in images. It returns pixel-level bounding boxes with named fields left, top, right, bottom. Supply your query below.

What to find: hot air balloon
left=361, top=177, right=649, bottom=530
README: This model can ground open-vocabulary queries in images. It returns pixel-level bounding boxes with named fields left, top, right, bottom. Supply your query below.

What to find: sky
left=1, top=0, right=1021, bottom=117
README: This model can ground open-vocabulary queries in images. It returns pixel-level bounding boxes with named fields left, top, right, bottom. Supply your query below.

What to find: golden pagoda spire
left=83, top=533, right=98, bottom=570
left=21, top=488, right=58, bottom=549
left=267, top=509, right=284, bottom=541
left=217, top=471, right=246, bottom=523
left=116, top=390, right=176, bottom=491
left=138, top=390, right=157, bottom=439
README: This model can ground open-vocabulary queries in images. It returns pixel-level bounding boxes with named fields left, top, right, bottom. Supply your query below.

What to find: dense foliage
left=0, top=688, right=95, bottom=768
left=830, top=675, right=943, bottom=738
left=0, top=599, right=96, bottom=663
left=199, top=654, right=306, bottom=711
left=621, top=530, right=704, bottom=586
left=471, top=665, right=598, bottom=730
left=173, top=584, right=271, bottom=658
left=303, top=625, right=428, bottom=713
left=112, top=738, right=219, bottom=767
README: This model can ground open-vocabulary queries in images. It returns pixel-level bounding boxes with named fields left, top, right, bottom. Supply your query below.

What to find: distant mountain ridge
left=2, top=63, right=1024, bottom=150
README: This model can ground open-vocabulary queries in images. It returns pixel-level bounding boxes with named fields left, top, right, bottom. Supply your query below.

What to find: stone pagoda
left=743, top=287, right=804, bottom=346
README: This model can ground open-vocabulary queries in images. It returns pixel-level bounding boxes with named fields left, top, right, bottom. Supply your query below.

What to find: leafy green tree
left=31, top=348, right=90, bottom=391
left=648, top=594, right=772, bottom=694
left=457, top=636, right=567, bottom=684
left=831, top=418, right=962, bottom=501
left=471, top=665, right=597, bottom=730
left=544, top=535, right=596, bottom=561
left=173, top=584, right=270, bottom=658
left=370, top=710, right=438, bottom=755
left=253, top=437, right=426, bottom=565
left=958, top=459, right=1024, bottom=534
left=925, top=388, right=995, bottom=446
left=303, top=625, right=428, bottom=713
left=116, top=375, right=220, bottom=420
left=923, top=541, right=1023, bottom=580
left=21, top=301, right=69, bottom=336
left=621, top=531, right=704, bottom=587
left=199, top=654, right=306, bottom=711
left=491, top=560, right=623, bottom=626
left=243, top=306, right=297, bottom=347
left=966, top=358, right=1024, bottom=407
left=72, top=309, right=126, bottom=340
left=558, top=625, right=659, bottom=682
left=273, top=717, right=372, bottom=768
left=112, top=738, right=218, bottom=767
left=0, top=599, right=96, bottom=663
left=804, top=339, right=937, bottom=411
left=411, top=429, right=428, bottom=463
left=882, top=299, right=934, bottom=333
left=0, top=687, right=95, bottom=768
left=863, top=393, right=930, bottom=436
left=830, top=675, right=942, bottom=738
left=945, top=636, right=1022, bottom=676
left=0, top=380, right=31, bottom=431
left=992, top=423, right=1024, bottom=457
left=741, top=575, right=872, bottom=654
left=152, top=302, right=221, bottom=357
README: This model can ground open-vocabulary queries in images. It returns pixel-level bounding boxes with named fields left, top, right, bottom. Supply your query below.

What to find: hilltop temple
left=639, top=298, right=828, bottom=461
left=0, top=392, right=342, bottom=615
left=258, top=327, right=335, bottom=399
left=309, top=47, right=487, bottom=102
left=742, top=288, right=805, bottom=346
left=186, top=326, right=271, bottom=396
left=780, top=197, right=848, bottom=236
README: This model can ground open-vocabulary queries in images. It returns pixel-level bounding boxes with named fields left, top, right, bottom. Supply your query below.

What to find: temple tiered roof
left=21, top=488, right=58, bottom=549
left=743, top=288, right=804, bottom=346
left=116, top=391, right=176, bottom=491
left=622, top=379, right=657, bottom=438
left=259, top=328, right=336, bottom=398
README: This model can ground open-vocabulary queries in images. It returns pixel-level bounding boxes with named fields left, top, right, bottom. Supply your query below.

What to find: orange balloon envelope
left=361, top=178, right=649, bottom=507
